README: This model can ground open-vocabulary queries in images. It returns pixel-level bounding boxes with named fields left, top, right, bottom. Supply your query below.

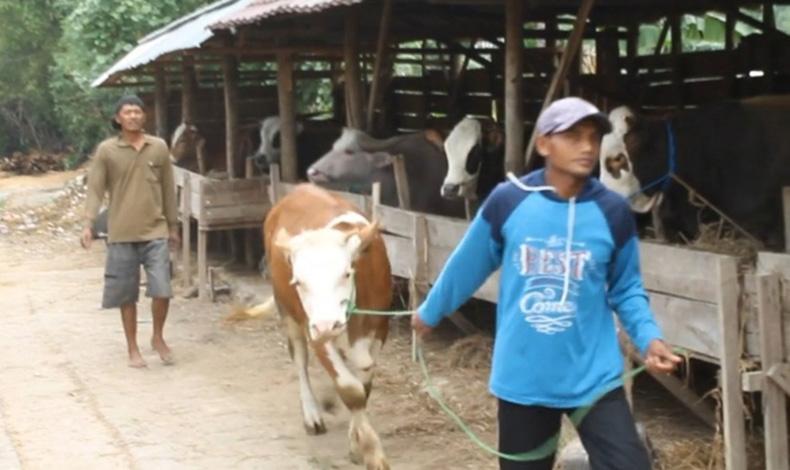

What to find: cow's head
left=306, top=128, right=395, bottom=187
left=599, top=106, right=664, bottom=213
left=170, top=122, right=203, bottom=164
left=252, top=116, right=304, bottom=167
left=441, top=117, right=504, bottom=199
left=275, top=220, right=380, bottom=342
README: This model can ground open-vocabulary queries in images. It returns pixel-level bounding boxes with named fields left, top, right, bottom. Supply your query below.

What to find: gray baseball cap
left=535, top=97, right=612, bottom=136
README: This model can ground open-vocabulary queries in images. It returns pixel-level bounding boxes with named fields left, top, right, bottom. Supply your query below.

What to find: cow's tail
left=224, top=296, right=277, bottom=323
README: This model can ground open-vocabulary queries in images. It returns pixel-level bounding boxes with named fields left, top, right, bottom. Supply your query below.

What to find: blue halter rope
left=627, top=120, right=676, bottom=198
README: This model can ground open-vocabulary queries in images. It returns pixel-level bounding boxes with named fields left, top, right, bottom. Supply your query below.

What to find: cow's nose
left=309, top=320, right=345, bottom=341
left=307, top=167, right=328, bottom=183
left=441, top=183, right=460, bottom=199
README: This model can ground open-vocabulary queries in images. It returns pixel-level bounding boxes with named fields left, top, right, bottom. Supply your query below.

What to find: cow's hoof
left=304, top=420, right=326, bottom=435
left=365, top=458, right=390, bottom=470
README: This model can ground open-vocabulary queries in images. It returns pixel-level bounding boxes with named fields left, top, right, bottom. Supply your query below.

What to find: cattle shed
left=94, top=0, right=790, bottom=468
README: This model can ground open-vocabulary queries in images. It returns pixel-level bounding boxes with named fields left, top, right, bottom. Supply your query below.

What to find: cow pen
left=91, top=0, right=790, bottom=468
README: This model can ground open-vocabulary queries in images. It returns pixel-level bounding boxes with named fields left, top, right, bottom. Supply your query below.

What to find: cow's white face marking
left=276, top=218, right=377, bottom=341
left=599, top=106, right=659, bottom=213
left=255, top=116, right=304, bottom=163
left=442, top=117, right=481, bottom=198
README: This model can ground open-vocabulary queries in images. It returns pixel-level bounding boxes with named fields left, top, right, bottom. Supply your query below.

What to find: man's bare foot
left=128, top=350, right=147, bottom=368
left=151, top=337, right=174, bottom=365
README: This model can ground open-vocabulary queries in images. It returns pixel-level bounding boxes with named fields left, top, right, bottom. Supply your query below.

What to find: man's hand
left=80, top=227, right=93, bottom=249
left=644, top=339, right=682, bottom=374
left=411, top=312, right=434, bottom=337
left=168, top=228, right=181, bottom=250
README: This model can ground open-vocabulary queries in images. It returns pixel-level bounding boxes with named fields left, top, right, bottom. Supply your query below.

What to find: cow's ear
left=483, top=123, right=504, bottom=150
left=345, top=221, right=379, bottom=256
left=274, top=228, right=293, bottom=256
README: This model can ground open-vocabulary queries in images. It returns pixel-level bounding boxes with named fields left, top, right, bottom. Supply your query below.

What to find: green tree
left=51, top=0, right=214, bottom=156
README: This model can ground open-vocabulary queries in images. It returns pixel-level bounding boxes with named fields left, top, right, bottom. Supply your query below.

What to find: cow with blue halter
left=600, top=96, right=790, bottom=250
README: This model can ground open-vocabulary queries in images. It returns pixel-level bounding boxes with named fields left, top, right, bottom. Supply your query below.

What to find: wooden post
left=154, top=64, right=168, bottom=139
left=627, top=21, right=638, bottom=79
left=757, top=273, right=789, bottom=470
left=244, top=162, right=257, bottom=269
left=764, top=2, right=776, bottom=92
left=344, top=7, right=365, bottom=129
left=391, top=155, right=411, bottom=210
left=181, top=174, right=192, bottom=290
left=784, top=187, right=790, bottom=253
left=268, top=163, right=281, bottom=204
left=524, top=0, right=595, bottom=169
left=222, top=55, right=239, bottom=180
left=505, top=0, right=525, bottom=176
left=716, top=256, right=747, bottom=470
left=726, top=8, right=737, bottom=97
left=181, top=56, right=197, bottom=125
left=409, top=214, right=428, bottom=362
left=276, top=53, right=299, bottom=183
left=366, top=0, right=392, bottom=133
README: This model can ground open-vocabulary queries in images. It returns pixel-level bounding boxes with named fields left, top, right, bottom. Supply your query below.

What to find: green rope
left=344, top=282, right=674, bottom=462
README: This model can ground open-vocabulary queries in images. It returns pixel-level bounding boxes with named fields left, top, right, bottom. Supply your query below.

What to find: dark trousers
left=498, top=387, right=651, bottom=470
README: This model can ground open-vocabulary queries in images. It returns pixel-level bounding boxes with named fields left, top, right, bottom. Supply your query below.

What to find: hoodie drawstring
left=506, top=172, right=575, bottom=308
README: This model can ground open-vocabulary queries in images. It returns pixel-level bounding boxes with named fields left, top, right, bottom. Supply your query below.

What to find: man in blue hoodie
left=412, top=97, right=681, bottom=470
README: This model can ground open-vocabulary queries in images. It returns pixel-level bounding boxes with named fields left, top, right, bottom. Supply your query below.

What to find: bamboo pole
left=154, top=64, right=168, bottom=139
left=366, top=0, right=392, bottom=133
left=276, top=52, right=299, bottom=183
left=221, top=55, right=239, bottom=179
left=505, top=0, right=525, bottom=176
left=344, top=7, right=365, bottom=129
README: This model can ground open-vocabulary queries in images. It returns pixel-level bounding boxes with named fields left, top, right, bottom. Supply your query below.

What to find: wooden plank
left=647, top=292, right=720, bottom=360
left=784, top=187, right=790, bottom=253
left=757, top=252, right=790, bottom=314
left=717, top=256, right=747, bottom=470
left=326, top=190, right=368, bottom=211
left=201, top=177, right=269, bottom=194
left=505, top=0, right=525, bottom=176
left=524, top=0, right=595, bottom=169
left=767, top=364, right=790, bottom=396
left=756, top=273, right=789, bottom=470
left=375, top=205, right=415, bottom=238
left=201, top=188, right=269, bottom=208
left=201, top=204, right=270, bottom=226
left=276, top=52, right=299, bottom=183
left=639, top=242, right=722, bottom=303
left=425, top=216, right=469, bottom=249
left=181, top=174, right=192, bottom=290
left=382, top=234, right=415, bottom=278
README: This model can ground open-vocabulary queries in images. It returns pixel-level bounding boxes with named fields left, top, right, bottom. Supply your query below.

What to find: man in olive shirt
left=82, top=95, right=180, bottom=368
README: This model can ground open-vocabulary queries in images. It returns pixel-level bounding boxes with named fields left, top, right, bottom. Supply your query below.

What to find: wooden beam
left=523, top=0, right=595, bottom=169
left=670, top=12, right=683, bottom=108
left=222, top=55, right=239, bottom=180
left=366, top=0, right=392, bottom=133
left=756, top=273, right=789, bottom=470
left=732, top=10, right=790, bottom=40
left=344, top=7, right=365, bottom=129
left=154, top=64, right=168, bottom=139
left=716, top=256, right=747, bottom=470
left=276, top=52, right=299, bottom=183
left=505, top=0, right=525, bottom=175
left=181, top=174, right=192, bottom=291
left=181, top=56, right=197, bottom=125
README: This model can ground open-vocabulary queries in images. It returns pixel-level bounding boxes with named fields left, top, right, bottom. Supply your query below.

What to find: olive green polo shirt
left=84, top=134, right=178, bottom=243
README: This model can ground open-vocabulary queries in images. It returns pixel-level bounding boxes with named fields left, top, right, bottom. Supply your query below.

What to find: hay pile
left=686, top=222, right=761, bottom=260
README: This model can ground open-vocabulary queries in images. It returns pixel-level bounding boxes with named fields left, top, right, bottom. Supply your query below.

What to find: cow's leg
left=284, top=315, right=326, bottom=435
left=314, top=340, right=388, bottom=470
left=347, top=334, right=385, bottom=402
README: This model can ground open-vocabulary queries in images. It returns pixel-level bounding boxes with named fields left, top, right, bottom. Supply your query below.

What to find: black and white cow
left=307, top=128, right=465, bottom=217
left=440, top=117, right=505, bottom=202
left=250, top=116, right=339, bottom=180
left=600, top=96, right=790, bottom=249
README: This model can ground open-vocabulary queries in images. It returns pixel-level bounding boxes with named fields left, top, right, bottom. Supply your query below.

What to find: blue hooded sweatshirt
left=418, top=169, right=663, bottom=408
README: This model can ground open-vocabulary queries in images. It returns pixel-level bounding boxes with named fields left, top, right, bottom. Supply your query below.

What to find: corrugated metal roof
left=212, top=0, right=362, bottom=29
left=92, top=0, right=254, bottom=88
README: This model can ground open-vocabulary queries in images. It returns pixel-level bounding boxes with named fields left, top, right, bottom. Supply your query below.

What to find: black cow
left=599, top=96, right=790, bottom=250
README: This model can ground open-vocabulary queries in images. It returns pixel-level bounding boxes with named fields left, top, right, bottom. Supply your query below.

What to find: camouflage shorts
left=102, top=239, right=172, bottom=309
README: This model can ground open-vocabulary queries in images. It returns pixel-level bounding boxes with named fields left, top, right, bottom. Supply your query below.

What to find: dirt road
left=0, top=198, right=494, bottom=469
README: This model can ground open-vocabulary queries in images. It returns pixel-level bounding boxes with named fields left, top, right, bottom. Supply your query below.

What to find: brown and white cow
left=262, top=184, right=392, bottom=470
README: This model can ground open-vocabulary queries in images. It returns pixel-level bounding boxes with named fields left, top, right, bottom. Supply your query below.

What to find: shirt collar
left=115, top=134, right=154, bottom=148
